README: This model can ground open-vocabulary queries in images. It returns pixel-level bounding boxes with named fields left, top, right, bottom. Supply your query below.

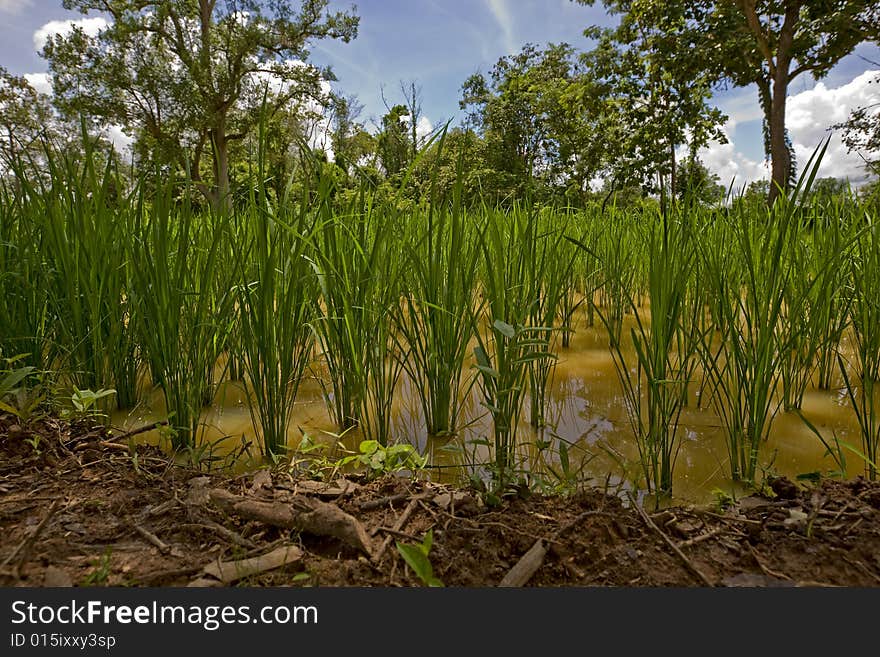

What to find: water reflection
left=112, top=322, right=868, bottom=504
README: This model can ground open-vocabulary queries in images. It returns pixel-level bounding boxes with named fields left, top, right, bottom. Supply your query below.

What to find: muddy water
left=112, top=317, right=868, bottom=505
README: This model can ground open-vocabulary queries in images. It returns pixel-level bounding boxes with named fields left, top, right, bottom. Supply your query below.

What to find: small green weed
left=395, top=529, right=443, bottom=587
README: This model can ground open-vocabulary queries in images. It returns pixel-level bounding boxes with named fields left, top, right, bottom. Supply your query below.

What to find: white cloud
left=486, top=0, right=517, bottom=55
left=697, top=128, right=770, bottom=192
left=0, top=0, right=32, bottom=15
left=105, top=124, right=133, bottom=154
left=701, top=70, right=880, bottom=190
left=416, top=115, right=434, bottom=141
left=786, top=69, right=879, bottom=185
left=23, top=72, right=51, bottom=95
left=33, top=17, right=109, bottom=52
left=715, top=88, right=764, bottom=133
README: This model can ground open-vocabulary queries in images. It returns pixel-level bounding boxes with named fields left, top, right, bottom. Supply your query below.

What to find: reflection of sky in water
left=112, top=321, right=873, bottom=505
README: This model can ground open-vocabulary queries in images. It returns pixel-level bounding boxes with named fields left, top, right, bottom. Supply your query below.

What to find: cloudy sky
left=2, top=0, right=878, bottom=188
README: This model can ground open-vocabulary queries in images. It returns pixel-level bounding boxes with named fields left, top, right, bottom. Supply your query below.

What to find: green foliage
left=581, top=0, right=872, bottom=203
left=460, top=43, right=605, bottom=204
left=395, top=530, right=444, bottom=587
left=350, top=440, right=428, bottom=480
left=581, top=2, right=726, bottom=203
left=62, top=388, right=117, bottom=423
left=234, top=122, right=317, bottom=456
left=82, top=548, right=113, bottom=586
left=45, top=0, right=359, bottom=209
left=0, top=360, right=46, bottom=424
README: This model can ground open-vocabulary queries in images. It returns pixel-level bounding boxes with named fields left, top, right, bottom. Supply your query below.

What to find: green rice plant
left=309, top=182, right=402, bottom=444
left=527, top=210, right=574, bottom=429
left=698, top=145, right=826, bottom=483
left=396, top=189, right=480, bottom=437
left=810, top=210, right=854, bottom=390
left=576, top=208, right=700, bottom=500
left=0, top=181, right=51, bottom=370
left=593, top=209, right=638, bottom=344
left=555, top=214, right=587, bottom=348
left=361, top=214, right=405, bottom=447
left=472, top=206, right=555, bottom=490
left=234, top=173, right=316, bottom=456
left=37, top=142, right=139, bottom=409
left=838, top=215, right=880, bottom=480
left=777, top=197, right=856, bottom=410
left=127, top=176, right=237, bottom=449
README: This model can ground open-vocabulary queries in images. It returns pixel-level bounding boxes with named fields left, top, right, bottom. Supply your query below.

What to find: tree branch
left=737, top=0, right=777, bottom=76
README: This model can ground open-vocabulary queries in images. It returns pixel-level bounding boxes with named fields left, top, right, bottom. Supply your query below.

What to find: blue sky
left=2, top=0, right=878, bottom=186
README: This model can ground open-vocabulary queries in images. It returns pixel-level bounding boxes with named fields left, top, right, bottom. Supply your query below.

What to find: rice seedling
left=234, top=161, right=317, bottom=456
left=698, top=145, right=826, bottom=483
left=396, top=180, right=481, bottom=438
left=810, top=209, right=854, bottom=391
left=0, top=179, right=51, bottom=371
left=472, top=205, right=555, bottom=489
left=838, top=214, right=880, bottom=480
left=527, top=210, right=573, bottom=430
left=576, top=207, right=700, bottom=501
left=309, top=181, right=403, bottom=445
left=593, top=209, right=639, bottom=345
left=37, top=142, right=138, bottom=410
left=127, top=175, right=237, bottom=449
left=361, top=213, right=406, bottom=447
left=555, top=214, right=587, bottom=348
left=776, top=199, right=853, bottom=411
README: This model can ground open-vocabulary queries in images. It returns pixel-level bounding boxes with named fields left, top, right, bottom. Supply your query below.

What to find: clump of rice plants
left=698, top=147, right=826, bottom=483
left=0, top=177, right=51, bottom=371
left=397, top=194, right=480, bottom=437
left=127, top=177, right=237, bottom=449
left=234, top=155, right=317, bottom=456
left=527, top=209, right=574, bottom=430
left=309, top=181, right=404, bottom=445
left=37, top=142, right=138, bottom=410
left=838, top=214, right=880, bottom=480
left=577, top=207, right=699, bottom=501
left=472, top=205, right=555, bottom=490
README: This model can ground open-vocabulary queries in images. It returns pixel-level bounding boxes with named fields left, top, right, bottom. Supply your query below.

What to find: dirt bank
left=2, top=413, right=879, bottom=587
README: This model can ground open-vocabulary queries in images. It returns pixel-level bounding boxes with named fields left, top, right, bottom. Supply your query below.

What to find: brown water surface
left=112, top=320, right=867, bottom=504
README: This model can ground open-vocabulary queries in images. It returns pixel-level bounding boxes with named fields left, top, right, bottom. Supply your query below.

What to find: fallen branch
left=359, top=493, right=410, bottom=511
left=629, top=493, right=714, bottom=587
left=372, top=495, right=426, bottom=565
left=676, top=527, right=725, bottom=549
left=499, top=540, right=547, bottom=587
left=130, top=522, right=171, bottom=554
left=748, top=545, right=792, bottom=581
left=177, top=521, right=257, bottom=550
left=190, top=545, right=303, bottom=587
left=112, top=420, right=169, bottom=441
left=2, top=499, right=61, bottom=578
left=209, top=489, right=372, bottom=556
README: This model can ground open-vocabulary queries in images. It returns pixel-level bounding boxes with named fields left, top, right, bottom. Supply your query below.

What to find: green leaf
left=493, top=319, right=516, bottom=338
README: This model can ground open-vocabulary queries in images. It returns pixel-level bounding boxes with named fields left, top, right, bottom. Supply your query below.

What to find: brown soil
left=2, top=414, right=880, bottom=588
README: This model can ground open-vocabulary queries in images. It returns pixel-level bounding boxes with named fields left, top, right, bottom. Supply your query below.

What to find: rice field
left=1, top=143, right=878, bottom=504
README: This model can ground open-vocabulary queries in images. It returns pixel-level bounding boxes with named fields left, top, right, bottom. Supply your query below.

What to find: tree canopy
left=44, top=0, right=358, bottom=209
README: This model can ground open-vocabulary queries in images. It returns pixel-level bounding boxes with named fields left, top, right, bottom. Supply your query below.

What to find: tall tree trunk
left=210, top=123, right=232, bottom=215
left=767, top=69, right=790, bottom=206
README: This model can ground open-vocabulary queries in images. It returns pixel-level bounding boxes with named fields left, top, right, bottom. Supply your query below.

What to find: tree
left=676, top=156, right=725, bottom=205
left=0, top=67, right=56, bottom=171
left=836, top=73, right=880, bottom=175
left=377, top=104, right=411, bottom=179
left=44, top=0, right=358, bottom=211
left=580, top=3, right=726, bottom=209
left=581, top=1, right=873, bottom=205
left=329, top=93, right=376, bottom=175
left=460, top=43, right=606, bottom=203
